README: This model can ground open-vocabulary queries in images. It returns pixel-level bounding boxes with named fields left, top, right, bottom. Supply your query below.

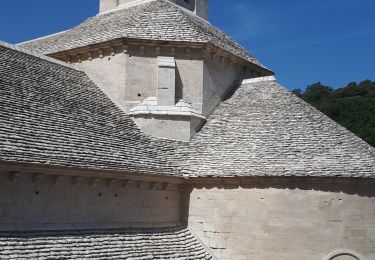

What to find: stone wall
left=68, top=43, right=262, bottom=140
left=77, top=51, right=127, bottom=110
left=73, top=44, right=246, bottom=118
left=0, top=172, right=182, bottom=231
left=187, top=178, right=375, bottom=260
left=175, top=57, right=204, bottom=113
left=202, top=55, right=245, bottom=116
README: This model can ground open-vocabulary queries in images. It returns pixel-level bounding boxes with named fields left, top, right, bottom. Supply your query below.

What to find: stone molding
left=50, top=39, right=265, bottom=76
left=241, top=75, right=277, bottom=85
left=324, top=250, right=362, bottom=260
left=0, top=161, right=185, bottom=184
left=129, top=97, right=207, bottom=120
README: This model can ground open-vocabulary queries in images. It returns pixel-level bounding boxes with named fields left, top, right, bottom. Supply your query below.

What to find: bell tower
left=171, top=0, right=209, bottom=20
left=99, top=0, right=209, bottom=20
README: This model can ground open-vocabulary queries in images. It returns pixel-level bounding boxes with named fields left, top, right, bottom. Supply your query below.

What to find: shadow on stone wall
left=188, top=177, right=375, bottom=198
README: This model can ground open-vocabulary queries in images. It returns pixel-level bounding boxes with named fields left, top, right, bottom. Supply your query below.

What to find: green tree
left=292, top=80, right=375, bottom=147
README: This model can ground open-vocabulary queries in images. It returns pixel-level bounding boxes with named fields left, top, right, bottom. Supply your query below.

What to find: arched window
left=324, top=250, right=361, bottom=260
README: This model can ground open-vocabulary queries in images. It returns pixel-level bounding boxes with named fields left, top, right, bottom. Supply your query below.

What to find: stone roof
left=18, top=0, right=267, bottom=70
left=177, top=79, right=375, bottom=178
left=1, top=42, right=374, bottom=179
left=0, top=42, right=179, bottom=177
left=0, top=227, right=212, bottom=260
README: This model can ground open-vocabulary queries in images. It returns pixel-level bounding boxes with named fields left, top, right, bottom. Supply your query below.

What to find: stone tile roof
left=1, top=42, right=374, bottom=179
left=18, top=0, right=266, bottom=69
left=0, top=227, right=212, bottom=260
left=0, top=42, right=179, bottom=176
left=177, top=80, right=375, bottom=178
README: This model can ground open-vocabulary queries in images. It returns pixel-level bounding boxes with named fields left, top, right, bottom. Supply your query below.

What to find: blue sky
left=1, top=0, right=374, bottom=90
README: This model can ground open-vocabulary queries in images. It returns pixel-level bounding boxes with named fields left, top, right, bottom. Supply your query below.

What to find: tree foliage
left=293, top=80, right=375, bottom=147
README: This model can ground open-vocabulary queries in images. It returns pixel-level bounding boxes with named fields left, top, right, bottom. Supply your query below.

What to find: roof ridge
left=16, top=29, right=69, bottom=46
left=242, top=76, right=277, bottom=85
left=0, top=40, right=78, bottom=71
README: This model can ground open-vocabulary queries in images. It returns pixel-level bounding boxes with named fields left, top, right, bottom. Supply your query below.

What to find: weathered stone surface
left=157, top=56, right=176, bottom=106
left=0, top=227, right=213, bottom=260
left=177, top=80, right=375, bottom=178
left=100, top=0, right=209, bottom=20
left=0, top=42, right=179, bottom=176
left=0, top=172, right=181, bottom=231
left=188, top=179, right=375, bottom=260
left=1, top=42, right=374, bottom=178
left=18, top=0, right=266, bottom=69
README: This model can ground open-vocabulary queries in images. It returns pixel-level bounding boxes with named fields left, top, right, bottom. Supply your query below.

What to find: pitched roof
left=0, top=227, right=212, bottom=259
left=18, top=0, right=266, bottom=69
left=177, top=79, right=375, bottom=178
left=1, top=43, right=374, bottom=179
left=0, top=42, right=180, bottom=177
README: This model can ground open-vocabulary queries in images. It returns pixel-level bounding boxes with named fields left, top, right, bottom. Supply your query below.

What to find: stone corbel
left=72, top=176, right=83, bottom=185
left=32, top=173, right=43, bottom=184
left=53, top=175, right=63, bottom=185
left=140, top=45, right=145, bottom=55
left=185, top=48, right=191, bottom=57
left=149, top=182, right=157, bottom=190
left=122, top=179, right=130, bottom=188
left=110, top=47, right=116, bottom=56
left=88, top=51, right=93, bottom=61
left=9, top=171, right=21, bottom=183
left=156, top=46, right=161, bottom=56
left=107, top=179, right=117, bottom=187
left=67, top=55, right=73, bottom=64
left=123, top=44, right=129, bottom=54
left=170, top=47, right=176, bottom=56
left=76, top=53, right=82, bottom=63
left=162, top=182, right=170, bottom=191
left=99, top=49, right=104, bottom=59
left=91, top=178, right=101, bottom=187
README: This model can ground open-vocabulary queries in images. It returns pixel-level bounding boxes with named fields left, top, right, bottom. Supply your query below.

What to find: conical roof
left=177, top=79, right=375, bottom=178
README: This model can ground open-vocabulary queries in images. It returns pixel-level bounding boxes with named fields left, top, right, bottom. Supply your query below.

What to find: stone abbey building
left=0, top=0, right=374, bottom=259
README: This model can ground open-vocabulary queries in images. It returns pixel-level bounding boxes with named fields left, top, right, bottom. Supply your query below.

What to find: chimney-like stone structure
left=157, top=56, right=176, bottom=106
left=99, top=0, right=209, bottom=20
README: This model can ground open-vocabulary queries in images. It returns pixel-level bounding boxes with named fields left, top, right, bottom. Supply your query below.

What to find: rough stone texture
left=130, top=98, right=205, bottom=141
left=175, top=56, right=205, bottom=114
left=73, top=42, right=247, bottom=120
left=133, top=114, right=203, bottom=142
left=76, top=50, right=127, bottom=112
left=18, top=0, right=266, bottom=69
left=0, top=172, right=181, bottom=231
left=202, top=55, right=245, bottom=116
left=188, top=179, right=375, bottom=260
left=0, top=42, right=180, bottom=176
left=100, top=0, right=119, bottom=13
left=100, top=0, right=209, bottom=20
left=177, top=81, right=375, bottom=178
left=1, top=42, right=375, bottom=179
left=0, top=227, right=213, bottom=260
left=124, top=45, right=159, bottom=111
left=157, top=56, right=176, bottom=106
